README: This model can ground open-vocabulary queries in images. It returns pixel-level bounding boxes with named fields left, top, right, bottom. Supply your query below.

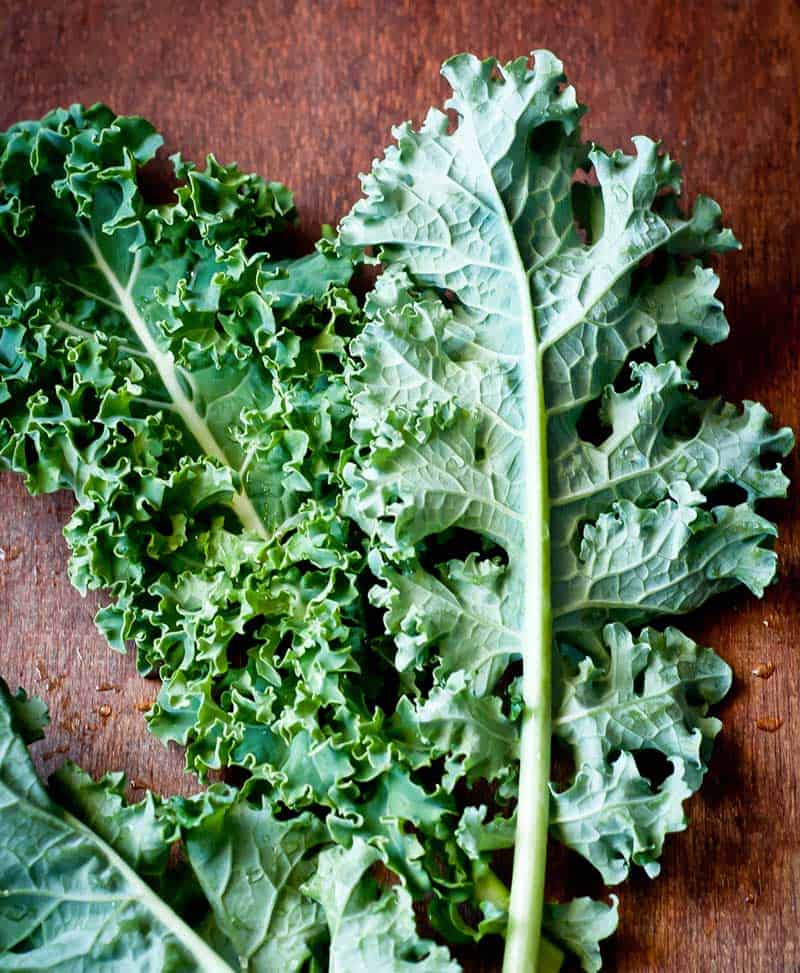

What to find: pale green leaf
left=304, top=840, right=460, bottom=973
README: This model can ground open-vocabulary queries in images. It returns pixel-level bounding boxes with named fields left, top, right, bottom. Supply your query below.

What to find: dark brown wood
left=1, top=1, right=798, bottom=969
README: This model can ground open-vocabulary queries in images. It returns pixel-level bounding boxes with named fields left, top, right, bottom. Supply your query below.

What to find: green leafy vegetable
left=51, top=761, right=178, bottom=882
left=0, top=681, right=459, bottom=973
left=0, top=109, right=461, bottom=902
left=0, top=104, right=361, bottom=735
left=0, top=105, right=371, bottom=798
left=0, top=50, right=792, bottom=973
left=554, top=625, right=732, bottom=794
left=177, top=794, right=329, bottom=973
left=541, top=898, right=619, bottom=973
left=340, top=50, right=791, bottom=971
left=0, top=680, right=232, bottom=972
left=0, top=102, right=465, bottom=971
left=0, top=101, right=463, bottom=930
left=304, top=841, right=459, bottom=972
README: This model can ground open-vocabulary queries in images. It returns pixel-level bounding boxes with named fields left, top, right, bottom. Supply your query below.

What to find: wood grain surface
left=1, top=1, right=799, bottom=970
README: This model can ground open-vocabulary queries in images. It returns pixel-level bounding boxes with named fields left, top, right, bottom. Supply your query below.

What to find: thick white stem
left=502, top=246, right=552, bottom=973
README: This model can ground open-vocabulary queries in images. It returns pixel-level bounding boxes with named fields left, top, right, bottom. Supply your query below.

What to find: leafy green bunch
left=0, top=52, right=792, bottom=973
left=0, top=102, right=507, bottom=919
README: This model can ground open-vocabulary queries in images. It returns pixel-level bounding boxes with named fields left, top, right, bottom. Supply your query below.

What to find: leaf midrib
left=550, top=782, right=679, bottom=824
left=77, top=227, right=269, bottom=540
left=3, top=791, right=235, bottom=973
left=447, top=84, right=552, bottom=973
left=554, top=676, right=694, bottom=728
left=537, top=217, right=694, bottom=354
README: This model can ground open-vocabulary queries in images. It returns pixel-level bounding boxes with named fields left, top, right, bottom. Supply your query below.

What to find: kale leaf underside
left=339, top=50, right=791, bottom=968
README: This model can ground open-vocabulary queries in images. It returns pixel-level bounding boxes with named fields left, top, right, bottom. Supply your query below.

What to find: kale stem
left=474, top=865, right=564, bottom=973
left=501, top=337, right=552, bottom=969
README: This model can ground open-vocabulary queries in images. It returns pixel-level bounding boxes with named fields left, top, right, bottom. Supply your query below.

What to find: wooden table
left=2, top=1, right=798, bottom=970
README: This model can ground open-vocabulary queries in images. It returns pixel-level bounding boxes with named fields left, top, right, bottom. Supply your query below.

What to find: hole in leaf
left=760, top=449, right=783, bottom=471
left=440, top=288, right=458, bottom=309
left=663, top=401, right=702, bottom=441
left=702, top=482, right=749, bottom=509
left=417, top=527, right=509, bottom=573
left=444, top=107, right=459, bottom=135
left=633, top=665, right=646, bottom=697
left=632, top=748, right=673, bottom=789
left=570, top=182, right=601, bottom=245
left=136, top=154, right=180, bottom=206
left=575, top=396, right=609, bottom=446
left=530, top=121, right=567, bottom=157
left=497, top=658, right=523, bottom=710
left=571, top=517, right=593, bottom=557
left=610, top=343, right=658, bottom=395
left=550, top=737, right=575, bottom=789
left=572, top=221, right=588, bottom=245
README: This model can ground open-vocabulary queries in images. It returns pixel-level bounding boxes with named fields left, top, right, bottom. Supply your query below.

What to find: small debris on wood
left=57, top=714, right=81, bottom=733
left=41, top=745, right=69, bottom=760
left=755, top=716, right=784, bottom=733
